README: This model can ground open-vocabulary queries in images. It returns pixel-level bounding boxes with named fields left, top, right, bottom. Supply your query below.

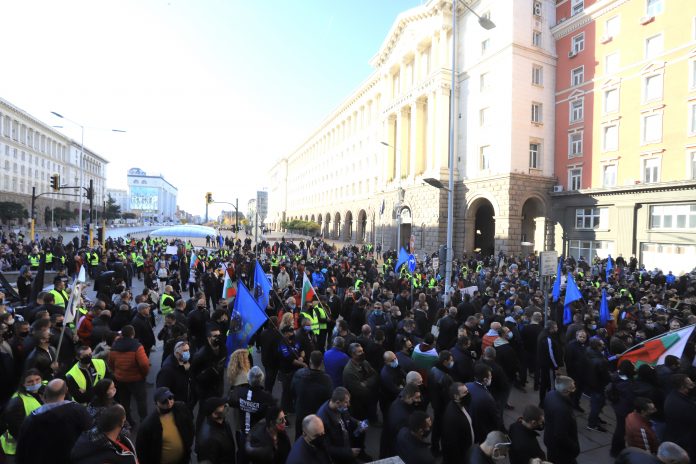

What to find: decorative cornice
left=551, top=180, right=696, bottom=197
left=551, top=0, right=631, bottom=40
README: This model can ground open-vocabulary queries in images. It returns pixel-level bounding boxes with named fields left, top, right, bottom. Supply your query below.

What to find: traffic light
left=206, top=192, right=213, bottom=204
left=86, top=185, right=93, bottom=200
left=83, top=223, right=90, bottom=237
left=50, top=174, right=60, bottom=191
left=97, top=226, right=104, bottom=244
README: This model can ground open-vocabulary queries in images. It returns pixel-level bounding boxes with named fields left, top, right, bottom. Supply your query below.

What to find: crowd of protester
left=0, top=227, right=694, bottom=464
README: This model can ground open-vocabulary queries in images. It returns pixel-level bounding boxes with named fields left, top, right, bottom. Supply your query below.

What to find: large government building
left=269, top=0, right=696, bottom=274
left=126, top=168, right=178, bottom=222
left=0, top=97, right=108, bottom=227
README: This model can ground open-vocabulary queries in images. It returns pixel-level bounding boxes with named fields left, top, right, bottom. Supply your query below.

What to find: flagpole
left=56, top=276, right=79, bottom=362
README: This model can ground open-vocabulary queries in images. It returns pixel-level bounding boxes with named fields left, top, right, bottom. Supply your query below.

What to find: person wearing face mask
left=441, top=382, right=474, bottom=464
left=378, top=351, right=405, bottom=421
left=380, top=383, right=422, bottom=458
left=316, top=387, right=370, bottom=463
left=156, top=341, right=196, bottom=411
left=0, top=369, right=44, bottom=459
left=245, top=406, right=292, bottom=464
left=86, top=379, right=133, bottom=438
left=23, top=329, right=58, bottom=380
left=190, top=326, right=227, bottom=422
left=70, top=404, right=136, bottom=464
left=508, top=405, right=546, bottom=464
left=396, top=410, right=435, bottom=464
left=286, top=414, right=332, bottom=464
left=466, top=430, right=512, bottom=464
left=66, top=345, right=109, bottom=405
left=136, top=387, right=194, bottom=464
left=564, top=329, right=589, bottom=412
left=342, top=343, right=378, bottom=424
left=195, top=397, right=236, bottom=464
left=466, top=364, right=503, bottom=444
left=296, top=317, right=317, bottom=356
left=427, top=350, right=455, bottom=456
left=291, top=351, right=333, bottom=440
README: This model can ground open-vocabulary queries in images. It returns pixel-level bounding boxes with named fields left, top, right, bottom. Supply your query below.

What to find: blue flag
left=605, top=254, right=614, bottom=281
left=599, top=288, right=609, bottom=327
left=394, top=247, right=410, bottom=273
left=563, top=273, right=583, bottom=325
left=226, top=281, right=268, bottom=358
left=552, top=256, right=563, bottom=302
left=253, top=261, right=271, bottom=311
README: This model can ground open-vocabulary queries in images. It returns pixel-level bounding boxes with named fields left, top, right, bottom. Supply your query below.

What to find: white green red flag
left=301, top=273, right=315, bottom=308
left=221, top=264, right=236, bottom=301
left=619, top=325, right=695, bottom=367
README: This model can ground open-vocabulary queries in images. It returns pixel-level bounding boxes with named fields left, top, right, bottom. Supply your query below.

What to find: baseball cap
left=154, top=387, right=174, bottom=403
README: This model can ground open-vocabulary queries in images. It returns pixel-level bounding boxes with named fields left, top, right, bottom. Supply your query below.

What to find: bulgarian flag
left=301, top=273, right=315, bottom=308
left=619, top=325, right=695, bottom=367
left=190, top=251, right=200, bottom=270
left=221, top=264, right=237, bottom=301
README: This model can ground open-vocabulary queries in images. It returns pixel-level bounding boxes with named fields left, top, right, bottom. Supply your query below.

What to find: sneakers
left=586, top=424, right=608, bottom=433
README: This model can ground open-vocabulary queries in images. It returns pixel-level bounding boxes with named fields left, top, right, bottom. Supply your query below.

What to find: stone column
left=494, top=215, right=523, bottom=255
left=400, top=107, right=411, bottom=179
left=412, top=99, right=426, bottom=176
left=544, top=217, right=555, bottom=251
left=386, top=116, right=396, bottom=182
left=433, top=87, right=451, bottom=172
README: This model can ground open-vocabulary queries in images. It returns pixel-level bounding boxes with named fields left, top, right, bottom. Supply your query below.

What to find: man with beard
left=509, top=405, right=546, bottom=464
left=379, top=383, right=422, bottom=458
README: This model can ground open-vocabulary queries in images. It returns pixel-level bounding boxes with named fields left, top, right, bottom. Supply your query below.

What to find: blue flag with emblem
left=552, top=256, right=563, bottom=302
left=394, top=247, right=410, bottom=273
left=563, top=273, right=583, bottom=325
left=599, top=288, right=609, bottom=327
left=605, top=254, right=614, bottom=281
left=253, top=261, right=271, bottom=311
left=226, top=281, right=268, bottom=360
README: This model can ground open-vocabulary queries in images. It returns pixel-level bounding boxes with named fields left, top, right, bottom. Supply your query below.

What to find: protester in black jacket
left=136, top=387, right=195, bottom=464
left=291, top=351, right=333, bottom=439
left=229, top=366, right=276, bottom=436
left=191, top=327, right=227, bottom=406
left=245, top=406, right=292, bottom=464
left=441, top=382, right=474, bottom=464
left=156, top=341, right=196, bottom=410
left=543, top=375, right=580, bottom=464
left=258, top=318, right=281, bottom=392
left=564, top=329, right=589, bottom=410
left=450, top=336, right=476, bottom=383
left=70, top=404, right=137, bottom=464
left=195, top=397, right=236, bottom=464
left=379, top=350, right=406, bottom=420
left=130, top=303, right=155, bottom=355
left=536, top=320, right=562, bottom=405
left=379, top=383, right=421, bottom=458
left=465, top=364, right=502, bottom=444
left=396, top=411, right=434, bottom=464
left=427, top=350, right=454, bottom=455
left=509, top=405, right=546, bottom=464
left=663, top=374, right=696, bottom=462
left=585, top=338, right=610, bottom=431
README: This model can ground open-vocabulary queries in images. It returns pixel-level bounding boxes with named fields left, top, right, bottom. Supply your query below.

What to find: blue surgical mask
left=337, top=406, right=349, bottom=413
left=506, top=332, right=514, bottom=340
left=303, top=326, right=313, bottom=332
left=181, top=351, right=191, bottom=362
left=374, top=310, right=383, bottom=316
left=25, top=383, right=41, bottom=393
left=446, top=361, right=454, bottom=369
left=389, top=360, right=399, bottom=369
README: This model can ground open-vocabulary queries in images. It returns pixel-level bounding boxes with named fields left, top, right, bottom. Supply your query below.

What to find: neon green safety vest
left=0, top=392, right=42, bottom=455
left=160, top=293, right=175, bottom=315
left=29, top=255, right=39, bottom=268
left=300, top=311, right=319, bottom=334
left=135, top=254, right=144, bottom=267
left=68, top=306, right=88, bottom=330
left=354, top=279, right=364, bottom=290
left=66, top=359, right=106, bottom=393
left=314, top=305, right=328, bottom=331
left=89, top=253, right=99, bottom=266
left=45, top=252, right=53, bottom=264
left=50, top=288, right=70, bottom=309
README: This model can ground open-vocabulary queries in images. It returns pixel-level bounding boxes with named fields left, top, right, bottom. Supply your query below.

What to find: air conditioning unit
left=533, top=1, right=542, bottom=17
left=553, top=185, right=564, bottom=192
left=600, top=35, right=613, bottom=44
left=568, top=50, right=578, bottom=58
left=640, top=15, right=655, bottom=25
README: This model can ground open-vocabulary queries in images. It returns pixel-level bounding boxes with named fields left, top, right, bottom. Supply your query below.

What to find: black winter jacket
left=135, top=402, right=194, bottom=464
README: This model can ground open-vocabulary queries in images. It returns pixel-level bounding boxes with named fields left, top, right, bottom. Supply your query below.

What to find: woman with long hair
left=86, top=378, right=132, bottom=438
left=226, top=348, right=252, bottom=388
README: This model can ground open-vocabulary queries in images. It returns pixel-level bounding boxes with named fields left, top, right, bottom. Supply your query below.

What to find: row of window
left=568, top=0, right=663, bottom=20
left=573, top=202, right=695, bottom=232
left=0, top=113, right=67, bottom=162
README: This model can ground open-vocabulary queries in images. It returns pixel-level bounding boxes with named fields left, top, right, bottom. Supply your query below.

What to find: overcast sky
left=1, top=0, right=422, bottom=216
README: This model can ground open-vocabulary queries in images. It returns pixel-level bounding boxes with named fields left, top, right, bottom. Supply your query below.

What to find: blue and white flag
left=226, top=281, right=268, bottom=358
left=563, top=273, right=583, bottom=325
left=253, top=261, right=271, bottom=310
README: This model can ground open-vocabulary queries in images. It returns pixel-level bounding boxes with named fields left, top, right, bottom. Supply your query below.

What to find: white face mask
left=483, top=377, right=492, bottom=387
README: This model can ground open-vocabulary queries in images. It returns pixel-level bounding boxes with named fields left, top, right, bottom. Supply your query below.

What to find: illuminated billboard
left=130, top=186, right=159, bottom=211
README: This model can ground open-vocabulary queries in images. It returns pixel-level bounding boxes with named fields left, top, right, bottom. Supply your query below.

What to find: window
left=645, top=34, right=663, bottom=59
left=690, top=151, right=696, bottom=179
left=480, top=107, right=490, bottom=127
left=646, top=0, right=663, bottom=17
left=529, top=142, right=541, bottom=168
left=532, top=65, right=543, bottom=86
left=572, top=33, right=585, bottom=53
left=642, top=114, right=662, bottom=144
left=604, top=88, right=619, bottom=113
left=480, top=72, right=489, bottom=91
left=533, top=0, right=542, bottom=17
left=480, top=145, right=491, bottom=170
left=603, top=164, right=617, bottom=187
left=569, top=132, right=583, bottom=157
left=392, top=71, right=400, bottom=97
left=575, top=207, right=608, bottom=229
left=569, top=168, right=582, bottom=190
left=605, top=52, right=620, bottom=74
left=691, top=60, right=696, bottom=89
left=571, top=0, right=584, bottom=16
left=570, top=98, right=584, bottom=122
left=481, top=39, right=490, bottom=54
left=644, top=74, right=663, bottom=102
left=603, top=125, right=619, bottom=151
left=531, top=103, right=543, bottom=123
left=571, top=66, right=584, bottom=86
left=570, top=240, right=614, bottom=261
left=643, top=157, right=661, bottom=183
left=650, top=204, right=696, bottom=229
left=532, top=30, right=542, bottom=47
left=689, top=102, right=696, bottom=135
left=605, top=16, right=620, bottom=37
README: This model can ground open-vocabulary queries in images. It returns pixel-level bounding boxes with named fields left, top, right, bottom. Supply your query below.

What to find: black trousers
left=117, top=380, right=148, bottom=425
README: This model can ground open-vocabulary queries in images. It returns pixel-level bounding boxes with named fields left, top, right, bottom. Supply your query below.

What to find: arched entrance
left=333, top=212, right=341, bottom=239
left=357, top=210, right=367, bottom=244
left=344, top=211, right=353, bottom=242
left=399, top=207, right=412, bottom=251
left=469, top=198, right=496, bottom=256
left=520, top=197, right=547, bottom=253
left=324, top=213, right=331, bottom=237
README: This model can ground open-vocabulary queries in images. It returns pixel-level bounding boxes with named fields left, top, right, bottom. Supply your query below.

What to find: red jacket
left=76, top=313, right=94, bottom=345
left=625, top=412, right=658, bottom=453
left=108, top=336, right=150, bottom=383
